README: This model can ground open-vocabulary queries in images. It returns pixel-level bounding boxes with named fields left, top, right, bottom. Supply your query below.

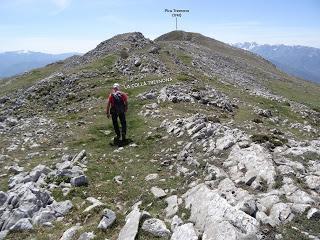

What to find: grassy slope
left=0, top=62, right=64, bottom=97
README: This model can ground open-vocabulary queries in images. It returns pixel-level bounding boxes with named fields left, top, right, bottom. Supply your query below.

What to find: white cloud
left=51, top=0, right=71, bottom=10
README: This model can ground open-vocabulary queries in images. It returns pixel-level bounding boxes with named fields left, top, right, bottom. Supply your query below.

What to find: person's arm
left=105, top=96, right=111, bottom=118
left=124, top=94, right=128, bottom=112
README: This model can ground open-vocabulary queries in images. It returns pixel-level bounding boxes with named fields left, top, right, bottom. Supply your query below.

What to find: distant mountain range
left=233, top=42, right=320, bottom=83
left=0, top=51, right=80, bottom=79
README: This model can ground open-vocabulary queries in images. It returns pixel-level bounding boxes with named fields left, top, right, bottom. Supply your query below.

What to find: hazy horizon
left=1, top=0, right=319, bottom=54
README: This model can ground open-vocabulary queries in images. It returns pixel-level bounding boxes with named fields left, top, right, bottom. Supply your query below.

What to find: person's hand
left=107, top=113, right=110, bottom=119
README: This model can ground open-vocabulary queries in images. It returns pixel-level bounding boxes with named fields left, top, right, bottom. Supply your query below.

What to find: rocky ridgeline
left=138, top=83, right=237, bottom=115
left=0, top=150, right=89, bottom=239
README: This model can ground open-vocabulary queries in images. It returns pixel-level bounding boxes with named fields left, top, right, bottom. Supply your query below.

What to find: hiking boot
left=113, top=136, right=120, bottom=145
left=121, top=134, right=127, bottom=144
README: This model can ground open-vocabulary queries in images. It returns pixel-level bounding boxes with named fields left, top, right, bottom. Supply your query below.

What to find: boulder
left=268, top=203, right=294, bottom=226
left=97, top=208, right=116, bottom=230
left=70, top=175, right=88, bottom=187
left=32, top=209, right=56, bottom=225
left=118, top=206, right=141, bottom=240
left=141, top=218, right=171, bottom=238
left=171, top=223, right=198, bottom=240
left=305, top=175, right=320, bottom=192
left=183, top=184, right=259, bottom=239
left=224, top=144, right=276, bottom=188
left=165, top=195, right=179, bottom=218
left=307, top=208, right=320, bottom=220
left=151, top=187, right=167, bottom=199
left=60, top=225, right=82, bottom=240
left=78, top=232, right=95, bottom=240
left=50, top=200, right=73, bottom=217
left=171, top=215, right=183, bottom=232
left=9, top=218, right=33, bottom=231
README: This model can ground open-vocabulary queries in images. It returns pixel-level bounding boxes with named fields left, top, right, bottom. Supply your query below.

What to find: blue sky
left=0, top=0, right=319, bottom=53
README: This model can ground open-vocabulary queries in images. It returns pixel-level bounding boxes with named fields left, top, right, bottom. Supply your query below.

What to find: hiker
left=105, top=83, right=128, bottom=144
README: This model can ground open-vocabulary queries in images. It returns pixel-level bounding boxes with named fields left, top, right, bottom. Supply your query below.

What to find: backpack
left=112, top=92, right=125, bottom=114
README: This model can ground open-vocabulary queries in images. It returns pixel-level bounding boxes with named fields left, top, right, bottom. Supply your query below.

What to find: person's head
left=113, top=83, right=120, bottom=91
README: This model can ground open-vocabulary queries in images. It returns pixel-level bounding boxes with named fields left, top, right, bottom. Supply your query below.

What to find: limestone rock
left=97, top=208, right=116, bottom=230
left=224, top=144, right=276, bottom=188
left=118, top=206, right=141, bottom=240
left=78, top=232, right=95, bottom=240
left=183, top=184, right=259, bottom=239
left=171, top=223, right=198, bottom=240
left=9, top=218, right=33, bottom=231
left=60, top=225, right=82, bottom=240
left=307, top=208, right=320, bottom=220
left=70, top=175, right=88, bottom=187
left=145, top=173, right=159, bottom=181
left=151, top=186, right=167, bottom=199
left=165, top=195, right=179, bottom=218
left=141, top=218, right=171, bottom=238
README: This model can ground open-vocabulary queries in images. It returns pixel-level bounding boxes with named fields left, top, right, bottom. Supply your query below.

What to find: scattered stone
left=83, top=197, right=104, bottom=213
left=307, top=208, right=320, bottom=220
left=141, top=218, right=171, bottom=238
left=70, top=175, right=88, bottom=187
left=145, top=173, right=159, bottom=181
left=114, top=175, right=123, bottom=185
left=60, top=225, right=82, bottom=240
left=97, top=208, right=116, bottom=230
left=118, top=206, right=141, bottom=240
left=151, top=186, right=167, bottom=199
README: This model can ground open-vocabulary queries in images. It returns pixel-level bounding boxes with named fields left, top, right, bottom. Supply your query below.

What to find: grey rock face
left=183, top=184, right=259, bottom=239
left=268, top=203, right=294, bottom=226
left=171, top=223, right=198, bottom=240
left=0, top=192, right=8, bottom=206
left=97, top=208, right=116, bottom=230
left=9, top=218, right=33, bottom=231
left=118, top=206, right=141, bottom=240
left=224, top=144, right=276, bottom=188
left=305, top=175, right=320, bottom=192
left=32, top=210, right=57, bottom=225
left=165, top=195, right=179, bottom=218
left=141, top=218, right=171, bottom=238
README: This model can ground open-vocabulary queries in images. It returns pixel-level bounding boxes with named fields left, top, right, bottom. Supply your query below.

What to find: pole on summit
left=164, top=9, right=189, bottom=31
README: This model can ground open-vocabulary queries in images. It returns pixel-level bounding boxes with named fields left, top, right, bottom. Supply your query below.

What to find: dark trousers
left=111, top=112, right=126, bottom=138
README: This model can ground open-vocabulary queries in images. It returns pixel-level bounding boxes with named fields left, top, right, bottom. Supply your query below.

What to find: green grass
left=267, top=78, right=320, bottom=110
left=177, top=53, right=193, bottom=66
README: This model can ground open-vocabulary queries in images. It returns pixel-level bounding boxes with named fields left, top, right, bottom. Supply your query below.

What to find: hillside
left=0, top=51, right=80, bottom=79
left=0, top=31, right=319, bottom=240
left=233, top=42, right=320, bottom=83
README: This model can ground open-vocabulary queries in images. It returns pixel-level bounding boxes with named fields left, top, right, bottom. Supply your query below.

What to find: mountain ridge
left=0, top=30, right=319, bottom=240
left=233, top=42, right=320, bottom=83
left=0, top=51, right=81, bottom=79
